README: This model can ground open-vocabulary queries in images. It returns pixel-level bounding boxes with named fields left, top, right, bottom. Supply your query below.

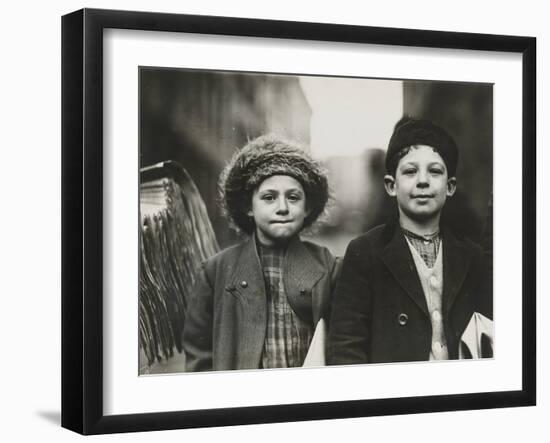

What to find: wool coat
left=327, top=222, right=493, bottom=365
left=182, top=235, right=340, bottom=371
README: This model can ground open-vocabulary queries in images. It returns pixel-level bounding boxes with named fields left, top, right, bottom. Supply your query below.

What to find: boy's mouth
left=412, top=194, right=435, bottom=199
left=270, top=220, right=293, bottom=224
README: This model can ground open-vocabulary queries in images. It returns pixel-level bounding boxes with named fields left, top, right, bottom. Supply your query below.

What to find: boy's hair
left=219, top=134, right=329, bottom=234
left=385, top=116, right=459, bottom=177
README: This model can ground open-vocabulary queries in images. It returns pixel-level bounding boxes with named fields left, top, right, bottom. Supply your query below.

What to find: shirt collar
left=401, top=227, right=440, bottom=242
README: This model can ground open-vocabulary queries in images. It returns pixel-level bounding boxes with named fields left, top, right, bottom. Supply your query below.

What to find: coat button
left=240, top=280, right=248, bottom=288
left=398, top=313, right=408, bottom=326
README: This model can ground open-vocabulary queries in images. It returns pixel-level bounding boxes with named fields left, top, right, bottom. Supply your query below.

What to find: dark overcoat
left=183, top=235, right=340, bottom=371
left=327, top=223, right=493, bottom=365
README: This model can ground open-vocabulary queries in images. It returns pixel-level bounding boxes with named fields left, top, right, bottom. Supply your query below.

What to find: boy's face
left=248, top=174, right=309, bottom=246
left=384, top=145, right=456, bottom=225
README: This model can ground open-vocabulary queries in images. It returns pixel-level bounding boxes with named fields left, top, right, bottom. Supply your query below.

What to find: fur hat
left=219, top=134, right=329, bottom=234
left=385, top=116, right=459, bottom=176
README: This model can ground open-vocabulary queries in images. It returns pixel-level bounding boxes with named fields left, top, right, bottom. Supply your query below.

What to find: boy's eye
left=287, top=194, right=301, bottom=202
left=402, top=168, right=416, bottom=175
left=261, top=194, right=275, bottom=201
left=430, top=168, right=444, bottom=175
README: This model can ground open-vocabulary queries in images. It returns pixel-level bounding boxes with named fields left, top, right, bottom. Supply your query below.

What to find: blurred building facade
left=310, top=80, right=493, bottom=256
left=140, top=68, right=312, bottom=247
left=140, top=72, right=493, bottom=254
left=403, top=81, right=493, bottom=241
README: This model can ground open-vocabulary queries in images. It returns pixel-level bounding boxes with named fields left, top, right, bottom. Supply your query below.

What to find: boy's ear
left=384, top=175, right=397, bottom=197
left=447, top=177, right=457, bottom=197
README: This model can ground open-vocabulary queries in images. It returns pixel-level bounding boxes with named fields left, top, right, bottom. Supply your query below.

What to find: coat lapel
left=284, top=237, right=326, bottom=325
left=226, top=236, right=267, bottom=368
left=228, top=235, right=266, bottom=301
left=380, top=225, right=429, bottom=317
left=442, top=227, right=474, bottom=315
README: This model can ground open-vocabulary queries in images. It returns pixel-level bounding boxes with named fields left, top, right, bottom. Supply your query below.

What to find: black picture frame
left=61, top=8, right=536, bottom=435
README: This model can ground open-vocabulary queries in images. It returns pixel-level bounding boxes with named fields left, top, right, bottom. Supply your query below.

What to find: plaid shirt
left=402, top=228, right=441, bottom=269
left=258, top=244, right=313, bottom=368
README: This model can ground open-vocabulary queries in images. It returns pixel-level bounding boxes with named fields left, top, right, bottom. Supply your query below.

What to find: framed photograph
left=62, top=8, right=536, bottom=435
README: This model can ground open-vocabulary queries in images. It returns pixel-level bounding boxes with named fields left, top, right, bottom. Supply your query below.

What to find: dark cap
left=385, top=116, right=459, bottom=176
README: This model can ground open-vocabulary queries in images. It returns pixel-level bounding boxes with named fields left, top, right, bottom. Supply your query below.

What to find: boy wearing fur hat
left=182, top=135, right=340, bottom=371
left=327, top=117, right=492, bottom=364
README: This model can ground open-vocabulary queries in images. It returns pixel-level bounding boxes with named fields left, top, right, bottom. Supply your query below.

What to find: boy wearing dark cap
left=327, top=117, right=492, bottom=364
left=182, top=135, right=340, bottom=371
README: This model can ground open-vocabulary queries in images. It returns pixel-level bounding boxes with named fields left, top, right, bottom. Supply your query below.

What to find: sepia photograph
left=138, top=67, right=494, bottom=375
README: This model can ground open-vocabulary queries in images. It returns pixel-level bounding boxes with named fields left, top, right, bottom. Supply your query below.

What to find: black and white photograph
left=138, top=67, right=494, bottom=375
left=57, top=5, right=537, bottom=436
left=2, top=0, right=548, bottom=440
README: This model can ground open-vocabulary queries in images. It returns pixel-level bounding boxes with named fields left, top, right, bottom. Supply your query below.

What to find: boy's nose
left=417, top=181, right=429, bottom=189
left=417, top=170, right=429, bottom=187
left=276, top=197, right=289, bottom=214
